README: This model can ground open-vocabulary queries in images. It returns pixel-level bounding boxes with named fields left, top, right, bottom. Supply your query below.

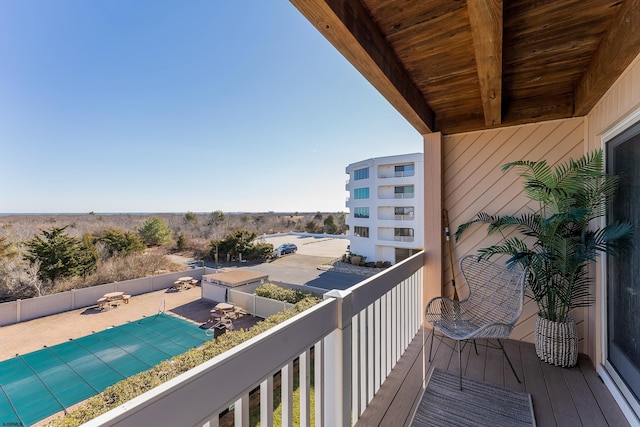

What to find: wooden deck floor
left=356, top=328, right=630, bottom=427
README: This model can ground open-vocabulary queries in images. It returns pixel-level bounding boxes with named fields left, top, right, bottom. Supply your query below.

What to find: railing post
left=260, top=377, right=274, bottom=427
left=323, top=289, right=353, bottom=426
left=282, top=361, right=294, bottom=427
left=234, top=395, right=249, bottom=426
left=300, top=349, right=311, bottom=427
left=314, top=341, right=324, bottom=427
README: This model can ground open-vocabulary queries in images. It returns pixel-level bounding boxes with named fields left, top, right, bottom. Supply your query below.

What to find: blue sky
left=0, top=1, right=422, bottom=213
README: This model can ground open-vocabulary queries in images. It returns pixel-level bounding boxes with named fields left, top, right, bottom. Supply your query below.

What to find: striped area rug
left=412, top=368, right=536, bottom=427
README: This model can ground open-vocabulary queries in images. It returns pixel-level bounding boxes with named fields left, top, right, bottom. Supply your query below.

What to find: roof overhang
left=290, top=0, right=640, bottom=135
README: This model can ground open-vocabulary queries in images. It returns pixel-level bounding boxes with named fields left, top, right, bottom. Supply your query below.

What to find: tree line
left=0, top=211, right=347, bottom=302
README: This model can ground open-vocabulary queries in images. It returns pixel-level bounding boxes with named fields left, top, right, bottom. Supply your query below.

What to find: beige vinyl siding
left=586, top=52, right=640, bottom=366
left=442, top=118, right=585, bottom=349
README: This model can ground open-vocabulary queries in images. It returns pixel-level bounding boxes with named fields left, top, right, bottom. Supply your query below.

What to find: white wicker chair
left=425, top=254, right=528, bottom=389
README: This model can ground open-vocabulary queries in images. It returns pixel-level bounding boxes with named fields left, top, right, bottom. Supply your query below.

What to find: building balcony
left=377, top=161, right=416, bottom=180
left=356, top=330, right=630, bottom=426
left=377, top=227, right=415, bottom=243
left=376, top=206, right=415, bottom=222
left=86, top=252, right=629, bottom=426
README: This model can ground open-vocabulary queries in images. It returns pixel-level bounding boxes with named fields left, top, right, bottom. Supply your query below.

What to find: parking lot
left=256, top=234, right=350, bottom=258
left=246, top=235, right=364, bottom=291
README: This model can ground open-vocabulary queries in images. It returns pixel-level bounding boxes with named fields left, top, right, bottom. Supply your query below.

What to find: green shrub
left=245, top=241, right=274, bottom=261
left=49, top=297, right=319, bottom=426
left=100, top=228, right=145, bottom=256
left=255, top=283, right=320, bottom=304
left=138, top=217, right=173, bottom=246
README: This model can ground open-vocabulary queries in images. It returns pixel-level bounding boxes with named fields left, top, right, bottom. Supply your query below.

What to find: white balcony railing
left=377, top=171, right=415, bottom=179
left=393, top=214, right=414, bottom=221
left=85, top=252, right=425, bottom=427
left=394, top=170, right=414, bottom=178
left=394, top=235, right=415, bottom=242
left=393, top=193, right=414, bottom=199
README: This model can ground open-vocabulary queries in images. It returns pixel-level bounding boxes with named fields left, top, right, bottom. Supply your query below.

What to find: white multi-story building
left=345, top=153, right=424, bottom=265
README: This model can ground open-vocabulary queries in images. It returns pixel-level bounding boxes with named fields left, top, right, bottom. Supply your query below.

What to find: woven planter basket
left=535, top=314, right=578, bottom=367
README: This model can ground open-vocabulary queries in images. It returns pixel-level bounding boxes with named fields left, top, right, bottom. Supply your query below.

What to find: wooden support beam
left=574, top=0, right=640, bottom=116
left=289, top=0, right=435, bottom=134
left=423, top=132, right=443, bottom=317
left=468, top=0, right=503, bottom=127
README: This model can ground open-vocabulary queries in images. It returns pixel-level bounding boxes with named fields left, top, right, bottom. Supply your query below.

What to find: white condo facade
left=345, top=153, right=424, bottom=265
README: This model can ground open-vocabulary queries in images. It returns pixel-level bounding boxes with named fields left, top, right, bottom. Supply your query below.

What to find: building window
left=354, top=167, right=369, bottom=180
left=354, top=207, right=370, bottom=218
left=354, top=226, right=370, bottom=238
left=395, top=163, right=415, bottom=177
left=394, top=206, right=414, bottom=219
left=394, top=185, right=414, bottom=198
left=394, top=227, right=414, bottom=241
left=354, top=187, right=370, bottom=199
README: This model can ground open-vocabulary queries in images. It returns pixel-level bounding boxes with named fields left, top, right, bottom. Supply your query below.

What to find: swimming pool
left=0, top=313, right=212, bottom=426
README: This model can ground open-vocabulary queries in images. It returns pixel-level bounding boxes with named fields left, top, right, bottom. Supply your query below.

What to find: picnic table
left=172, top=276, right=198, bottom=291
left=98, top=291, right=130, bottom=309
left=104, top=291, right=124, bottom=300
left=215, top=302, right=234, bottom=312
left=209, top=302, right=233, bottom=323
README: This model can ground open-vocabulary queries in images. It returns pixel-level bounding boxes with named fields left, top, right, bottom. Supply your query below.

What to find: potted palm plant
left=455, top=149, right=633, bottom=367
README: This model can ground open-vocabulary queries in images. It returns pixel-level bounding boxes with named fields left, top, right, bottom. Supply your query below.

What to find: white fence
left=229, top=289, right=292, bottom=318
left=0, top=265, right=319, bottom=326
left=0, top=269, right=205, bottom=326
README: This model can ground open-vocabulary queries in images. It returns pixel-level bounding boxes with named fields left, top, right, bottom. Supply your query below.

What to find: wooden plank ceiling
left=290, top=0, right=640, bottom=135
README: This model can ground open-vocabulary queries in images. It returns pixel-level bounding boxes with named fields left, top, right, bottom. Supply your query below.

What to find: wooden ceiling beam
left=467, top=0, right=503, bottom=127
left=574, top=0, right=640, bottom=116
left=289, top=0, right=435, bottom=134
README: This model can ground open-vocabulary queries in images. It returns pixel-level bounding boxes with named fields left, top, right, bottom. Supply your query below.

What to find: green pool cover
left=0, top=313, right=212, bottom=426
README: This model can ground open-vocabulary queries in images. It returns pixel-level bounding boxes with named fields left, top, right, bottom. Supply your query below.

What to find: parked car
left=275, top=243, right=297, bottom=255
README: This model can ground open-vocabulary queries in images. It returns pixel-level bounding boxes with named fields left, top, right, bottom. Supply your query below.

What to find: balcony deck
left=357, top=328, right=630, bottom=427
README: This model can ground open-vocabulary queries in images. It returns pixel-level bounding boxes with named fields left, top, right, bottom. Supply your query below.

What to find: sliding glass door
left=607, top=121, right=640, bottom=406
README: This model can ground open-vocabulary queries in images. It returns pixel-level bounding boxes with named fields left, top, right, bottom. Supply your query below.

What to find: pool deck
left=0, top=285, right=259, bottom=361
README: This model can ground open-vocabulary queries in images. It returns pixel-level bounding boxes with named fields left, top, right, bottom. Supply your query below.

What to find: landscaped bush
left=254, top=282, right=320, bottom=304
left=49, top=297, right=320, bottom=426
